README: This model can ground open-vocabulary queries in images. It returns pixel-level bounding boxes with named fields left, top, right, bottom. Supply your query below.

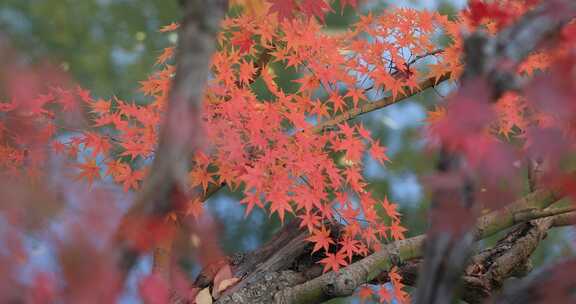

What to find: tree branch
left=113, top=0, right=228, bottom=276
left=552, top=211, right=576, bottom=227
left=311, top=73, right=451, bottom=133
left=256, top=190, right=561, bottom=304
left=494, top=257, right=576, bottom=304
left=372, top=204, right=575, bottom=304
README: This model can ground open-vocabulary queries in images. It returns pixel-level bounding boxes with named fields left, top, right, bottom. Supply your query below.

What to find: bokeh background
left=1, top=0, right=573, bottom=302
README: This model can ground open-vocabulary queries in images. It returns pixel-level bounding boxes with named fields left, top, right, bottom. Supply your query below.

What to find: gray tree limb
left=113, top=0, right=228, bottom=278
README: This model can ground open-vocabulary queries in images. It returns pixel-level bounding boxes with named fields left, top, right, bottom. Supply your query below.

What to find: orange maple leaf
left=267, top=0, right=296, bottom=22
left=156, top=47, right=175, bottom=65
left=307, top=226, right=334, bottom=253
left=73, top=158, right=100, bottom=186
left=319, top=251, right=347, bottom=273
left=389, top=220, right=407, bottom=240
left=189, top=165, right=216, bottom=193
left=358, top=285, right=374, bottom=303
left=159, top=22, right=179, bottom=33
left=369, top=140, right=390, bottom=165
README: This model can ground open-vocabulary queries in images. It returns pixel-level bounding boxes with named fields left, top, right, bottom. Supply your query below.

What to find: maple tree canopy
left=1, top=0, right=576, bottom=303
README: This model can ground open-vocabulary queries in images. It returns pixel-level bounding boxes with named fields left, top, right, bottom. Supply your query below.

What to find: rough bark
left=207, top=190, right=562, bottom=304
left=203, top=192, right=568, bottom=304
left=382, top=211, right=566, bottom=304
left=494, top=258, right=576, bottom=304
left=113, top=0, right=228, bottom=277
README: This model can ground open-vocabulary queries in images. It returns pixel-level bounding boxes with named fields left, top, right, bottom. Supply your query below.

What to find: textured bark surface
left=186, top=190, right=565, bottom=304
left=213, top=221, right=327, bottom=303
left=494, top=258, right=576, bottom=304
left=114, top=0, right=228, bottom=278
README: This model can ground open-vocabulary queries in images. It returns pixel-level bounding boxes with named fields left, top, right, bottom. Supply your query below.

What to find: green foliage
left=0, top=0, right=179, bottom=97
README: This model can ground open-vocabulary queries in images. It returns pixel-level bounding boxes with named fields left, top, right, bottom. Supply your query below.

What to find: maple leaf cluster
left=267, top=0, right=357, bottom=22
left=204, top=4, right=425, bottom=275
left=357, top=266, right=408, bottom=304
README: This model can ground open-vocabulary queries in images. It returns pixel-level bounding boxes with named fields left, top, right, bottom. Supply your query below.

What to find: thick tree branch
left=460, top=216, right=555, bottom=303
left=494, top=257, right=576, bottom=304
left=234, top=190, right=560, bottom=304
left=408, top=156, right=570, bottom=303
left=373, top=205, right=575, bottom=304
left=113, top=0, right=228, bottom=276
left=552, top=211, right=576, bottom=227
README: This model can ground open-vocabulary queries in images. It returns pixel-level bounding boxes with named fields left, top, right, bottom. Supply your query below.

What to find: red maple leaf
left=389, top=220, right=407, bottom=240
left=83, top=132, right=112, bottom=157
left=120, top=140, right=151, bottom=160
left=159, top=22, right=179, bottom=32
left=88, top=98, right=111, bottom=115
left=238, top=60, right=257, bottom=85
left=76, top=86, right=92, bottom=103
left=299, top=212, right=321, bottom=232
left=307, top=226, right=334, bottom=253
left=466, top=0, right=512, bottom=29
left=268, top=192, right=293, bottom=223
left=156, top=47, right=175, bottom=65
left=369, top=140, right=390, bottom=165
left=377, top=285, right=393, bottom=303
left=300, top=0, right=332, bottom=22
left=73, top=158, right=100, bottom=186
left=267, top=0, right=296, bottom=22
left=189, top=165, right=216, bottom=193
left=186, top=198, right=204, bottom=219
left=319, top=251, right=347, bottom=273
left=231, top=30, right=254, bottom=54
left=240, top=191, right=265, bottom=216
left=106, top=160, right=130, bottom=181
left=122, top=169, right=145, bottom=191
left=358, top=285, right=374, bottom=303
left=338, top=237, right=360, bottom=262
left=345, top=87, right=365, bottom=109
left=381, top=196, right=400, bottom=220
left=329, top=93, right=346, bottom=114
